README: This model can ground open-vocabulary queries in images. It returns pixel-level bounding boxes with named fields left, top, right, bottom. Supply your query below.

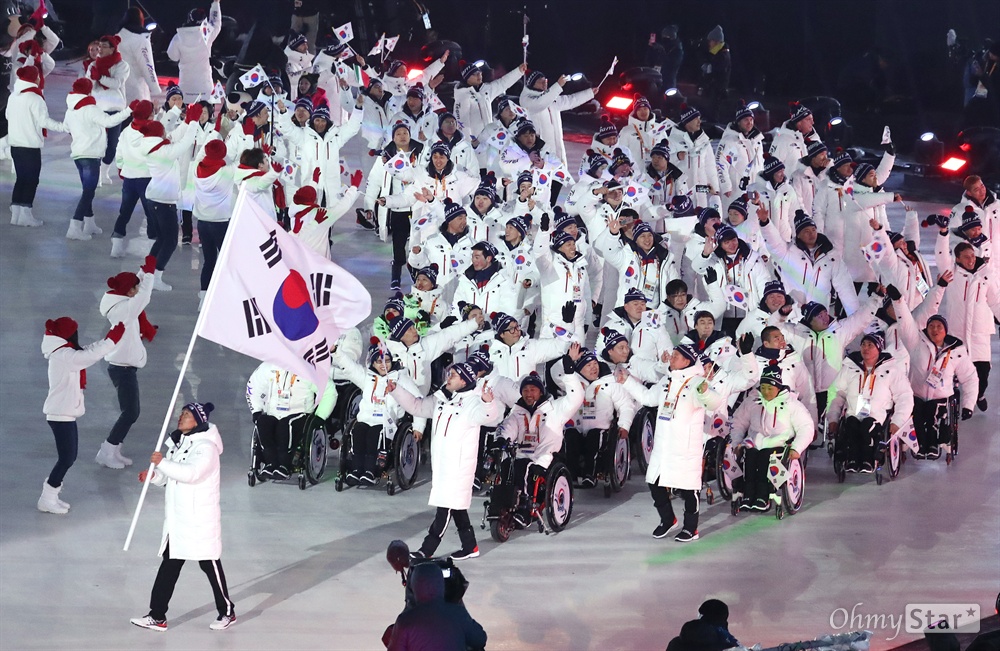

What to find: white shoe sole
left=130, top=619, right=167, bottom=632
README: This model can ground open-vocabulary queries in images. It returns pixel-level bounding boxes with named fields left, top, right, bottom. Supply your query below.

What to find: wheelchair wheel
left=393, top=422, right=420, bottom=490
left=339, top=421, right=355, bottom=484
left=781, top=457, right=805, bottom=515
left=544, top=462, right=574, bottom=532
left=248, top=472, right=256, bottom=487
left=248, top=424, right=262, bottom=487
left=490, top=512, right=514, bottom=543
left=887, top=435, right=901, bottom=479
left=716, top=438, right=738, bottom=502
left=630, top=409, right=655, bottom=474
left=609, top=436, right=630, bottom=494
left=304, top=421, right=328, bottom=486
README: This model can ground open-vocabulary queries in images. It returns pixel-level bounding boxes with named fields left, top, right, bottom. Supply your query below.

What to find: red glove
left=106, top=322, right=126, bottom=344
left=350, top=170, right=364, bottom=188
left=138, top=312, right=157, bottom=342
left=368, top=149, right=378, bottom=157
left=313, top=167, right=321, bottom=183
left=261, top=143, right=273, bottom=156
left=88, top=66, right=100, bottom=81
left=185, top=103, right=204, bottom=124
left=242, top=119, right=255, bottom=136
left=271, top=161, right=283, bottom=173
left=140, top=255, right=156, bottom=274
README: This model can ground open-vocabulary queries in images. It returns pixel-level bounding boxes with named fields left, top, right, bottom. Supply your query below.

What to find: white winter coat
left=935, top=241, right=1000, bottom=363
left=166, top=2, right=222, bottom=98
left=669, top=128, right=720, bottom=209
left=408, top=227, right=476, bottom=296
left=569, top=370, right=639, bottom=432
left=116, top=28, right=159, bottom=102
left=533, top=232, right=590, bottom=336
left=750, top=178, right=802, bottom=244
left=64, top=95, right=130, bottom=159
left=451, top=265, right=519, bottom=319
left=142, top=126, right=200, bottom=204
left=287, top=110, right=362, bottom=201
left=363, top=145, right=422, bottom=241
left=593, top=227, right=678, bottom=309
left=5, top=79, right=65, bottom=149
left=246, top=362, right=319, bottom=418
left=85, top=57, right=130, bottom=111
left=417, top=133, right=479, bottom=175
left=843, top=184, right=894, bottom=283
left=487, top=333, right=569, bottom=382
left=385, top=321, right=479, bottom=398
left=729, top=388, right=814, bottom=453
left=284, top=46, right=313, bottom=96
left=453, top=68, right=523, bottom=142
left=619, top=115, right=670, bottom=165
left=393, top=385, right=500, bottom=510
left=519, top=84, right=595, bottom=165
left=499, top=374, right=584, bottom=469
left=290, top=188, right=358, bottom=258
left=2, top=25, right=59, bottom=93
left=768, top=124, right=815, bottom=177
left=828, top=352, right=913, bottom=430
left=599, top=307, right=673, bottom=363
left=193, top=164, right=235, bottom=222
left=877, top=285, right=944, bottom=375
left=870, top=211, right=934, bottom=307
left=149, top=424, right=224, bottom=560
left=99, top=271, right=154, bottom=369
left=790, top=163, right=828, bottom=216
left=116, top=122, right=151, bottom=178
left=753, top=346, right=817, bottom=423
left=692, top=239, right=774, bottom=320
left=41, top=335, right=116, bottom=421
left=624, top=365, right=722, bottom=489
left=658, top=294, right=726, bottom=346
left=716, top=125, right=765, bottom=199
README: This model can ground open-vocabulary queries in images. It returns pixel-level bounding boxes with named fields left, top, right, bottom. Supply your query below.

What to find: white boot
left=66, top=220, right=92, bottom=241
left=82, top=216, right=103, bottom=236
left=17, top=205, right=43, bottom=227
left=152, top=270, right=172, bottom=291
left=198, top=290, right=207, bottom=311
left=101, top=162, right=115, bottom=186
left=9, top=204, right=20, bottom=225
left=110, top=237, right=126, bottom=258
left=114, top=444, right=133, bottom=467
left=95, top=440, right=125, bottom=469
left=37, top=481, right=69, bottom=514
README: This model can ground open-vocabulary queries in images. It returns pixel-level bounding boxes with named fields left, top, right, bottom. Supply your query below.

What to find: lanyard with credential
left=858, top=367, right=877, bottom=395
left=663, top=376, right=695, bottom=415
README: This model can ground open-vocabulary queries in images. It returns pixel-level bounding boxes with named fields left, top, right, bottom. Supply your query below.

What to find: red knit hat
left=107, top=272, right=140, bottom=295
left=71, top=78, right=93, bottom=95
left=44, top=317, right=79, bottom=340
left=130, top=100, right=154, bottom=121
left=293, top=186, right=318, bottom=205
left=204, top=140, right=227, bottom=160
left=139, top=121, right=165, bottom=138
left=99, top=34, right=121, bottom=48
left=16, top=67, right=39, bottom=83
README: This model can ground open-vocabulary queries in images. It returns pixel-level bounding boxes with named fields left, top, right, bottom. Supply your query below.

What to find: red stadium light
left=959, top=142, right=972, bottom=152
left=606, top=95, right=633, bottom=111
left=940, top=157, right=967, bottom=172
left=407, top=68, right=423, bottom=80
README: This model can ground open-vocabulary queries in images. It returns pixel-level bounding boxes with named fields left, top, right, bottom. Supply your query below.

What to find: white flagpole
left=123, top=190, right=254, bottom=551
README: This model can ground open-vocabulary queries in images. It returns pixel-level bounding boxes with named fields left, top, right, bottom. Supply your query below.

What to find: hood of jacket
left=409, top=562, right=445, bottom=604
left=173, top=24, right=208, bottom=47
left=41, top=334, right=75, bottom=358
left=99, top=292, right=129, bottom=318
left=845, top=350, right=893, bottom=372
left=167, top=422, right=224, bottom=455
left=14, top=78, right=40, bottom=95
left=65, top=93, right=92, bottom=110
left=794, top=232, right=834, bottom=257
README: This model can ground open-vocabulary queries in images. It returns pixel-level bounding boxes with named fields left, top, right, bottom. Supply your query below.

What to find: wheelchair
left=628, top=406, right=656, bottom=475
left=562, top=425, right=630, bottom=498
left=908, top=387, right=961, bottom=465
left=335, top=415, right=420, bottom=495
left=831, top=415, right=901, bottom=484
left=248, top=412, right=329, bottom=490
left=717, top=436, right=805, bottom=520
left=327, top=379, right=364, bottom=445
left=479, top=438, right=574, bottom=542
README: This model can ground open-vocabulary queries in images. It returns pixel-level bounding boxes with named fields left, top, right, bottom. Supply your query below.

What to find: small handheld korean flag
left=605, top=55, right=619, bottom=78
left=767, top=454, right=789, bottom=489
left=384, top=35, right=399, bottom=53
left=368, top=33, right=385, bottom=57
left=723, top=283, right=750, bottom=309
left=622, top=182, right=647, bottom=202
left=385, top=151, right=412, bottom=178
left=488, top=129, right=509, bottom=150
left=281, top=159, right=299, bottom=182
left=862, top=238, right=887, bottom=265
left=210, top=81, right=226, bottom=102
left=881, top=126, right=892, bottom=145
left=239, top=64, right=268, bottom=89
left=200, top=19, right=211, bottom=45
left=334, top=22, right=354, bottom=44
left=426, top=92, right=446, bottom=113
left=532, top=169, right=550, bottom=188
left=899, top=419, right=919, bottom=453
left=721, top=445, right=744, bottom=481
left=510, top=101, right=528, bottom=119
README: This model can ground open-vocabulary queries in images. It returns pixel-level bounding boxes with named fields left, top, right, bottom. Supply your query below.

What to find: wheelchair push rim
left=305, top=420, right=328, bottom=485
left=610, top=436, right=630, bottom=492
left=782, top=456, right=804, bottom=513
left=545, top=463, right=574, bottom=532
left=394, top=424, right=420, bottom=489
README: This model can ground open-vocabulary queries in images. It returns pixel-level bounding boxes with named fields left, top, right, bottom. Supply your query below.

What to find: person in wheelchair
left=486, top=310, right=572, bottom=383
left=617, top=343, right=722, bottom=542
left=893, top=303, right=979, bottom=459
left=827, top=332, right=913, bottom=473
left=598, top=288, right=672, bottom=363
left=496, top=362, right=584, bottom=526
left=332, top=339, right=421, bottom=486
left=246, top=362, right=322, bottom=480
left=729, top=367, right=814, bottom=511
left=562, top=347, right=637, bottom=488
left=599, top=327, right=666, bottom=384
left=754, top=326, right=818, bottom=425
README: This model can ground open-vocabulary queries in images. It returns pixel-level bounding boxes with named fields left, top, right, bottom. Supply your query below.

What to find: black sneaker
left=345, top=471, right=360, bottom=487
left=926, top=446, right=941, bottom=460
left=752, top=498, right=769, bottom=511
left=271, top=466, right=290, bottom=480
left=977, top=398, right=988, bottom=412
left=181, top=237, right=192, bottom=245
left=737, top=497, right=753, bottom=512
left=355, top=209, right=376, bottom=231
left=513, top=512, right=530, bottom=528
left=360, top=471, right=376, bottom=486
left=859, top=462, right=874, bottom=474
left=389, top=279, right=401, bottom=292
left=408, top=550, right=426, bottom=560
left=450, top=546, right=480, bottom=561
left=580, top=476, right=596, bottom=488
left=652, top=518, right=678, bottom=539
left=674, top=529, right=699, bottom=543
left=913, top=450, right=927, bottom=460
left=845, top=461, right=858, bottom=473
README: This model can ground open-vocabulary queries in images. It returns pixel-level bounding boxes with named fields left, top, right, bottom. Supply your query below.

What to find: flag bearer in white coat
left=131, top=402, right=237, bottom=632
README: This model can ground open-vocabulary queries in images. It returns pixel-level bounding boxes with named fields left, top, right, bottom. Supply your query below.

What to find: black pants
left=46, top=421, right=78, bottom=488
left=741, top=446, right=782, bottom=502
left=564, top=427, right=603, bottom=480
left=113, top=176, right=155, bottom=238
left=973, top=361, right=990, bottom=403
left=648, top=482, right=699, bottom=533
left=10, top=146, right=41, bottom=206
left=913, top=397, right=949, bottom=450
left=148, top=201, right=178, bottom=271
left=389, top=210, right=411, bottom=284
left=148, top=543, right=234, bottom=621
left=816, top=391, right=829, bottom=424
left=839, top=416, right=878, bottom=467
left=420, top=507, right=476, bottom=557
left=351, top=421, right=382, bottom=475
left=108, top=365, right=139, bottom=445
left=256, top=413, right=307, bottom=470
left=103, top=113, right=123, bottom=164
left=180, top=210, right=193, bottom=242
left=198, top=220, right=229, bottom=290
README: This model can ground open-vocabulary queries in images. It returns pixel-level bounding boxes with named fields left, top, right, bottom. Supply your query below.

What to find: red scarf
left=197, top=157, right=227, bottom=178
left=90, top=51, right=122, bottom=89
left=20, top=84, right=47, bottom=136
left=148, top=140, right=170, bottom=154
left=73, top=95, right=97, bottom=110
left=56, top=342, right=87, bottom=388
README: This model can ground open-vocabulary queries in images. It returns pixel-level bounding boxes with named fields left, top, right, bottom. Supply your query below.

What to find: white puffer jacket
left=453, top=67, right=523, bottom=142
left=750, top=177, right=802, bottom=244
left=668, top=127, right=720, bottom=209
left=730, top=388, right=814, bottom=453
left=875, top=285, right=944, bottom=375
left=286, top=110, right=362, bottom=199
left=116, top=122, right=151, bottom=178
left=284, top=46, right=312, bottom=96
left=828, top=352, right=913, bottom=430
left=246, top=362, right=319, bottom=418
left=533, top=230, right=590, bottom=336
left=64, top=93, right=130, bottom=159
left=142, top=126, right=200, bottom=204
left=2, top=24, right=59, bottom=93
left=165, top=2, right=222, bottom=98
left=289, top=188, right=358, bottom=258
left=487, top=332, right=569, bottom=382
left=593, top=227, right=678, bottom=309
left=385, top=320, right=479, bottom=397
left=99, top=271, right=154, bottom=369
left=768, top=124, right=813, bottom=176
left=85, top=57, right=130, bottom=111
left=417, top=132, right=479, bottom=175
left=935, top=239, right=1000, bottom=363
left=392, top=384, right=501, bottom=510
left=408, top=227, right=476, bottom=297
left=179, top=121, right=223, bottom=211
left=624, top=365, right=722, bottom=490
left=499, top=373, right=584, bottom=469
left=599, top=307, right=673, bottom=363
left=149, top=424, right=224, bottom=560
left=716, top=124, right=765, bottom=198
left=5, top=78, right=66, bottom=148
left=41, top=334, right=116, bottom=421
left=193, top=163, right=235, bottom=222
left=658, top=293, right=727, bottom=346
left=870, top=211, right=934, bottom=307
left=570, top=369, right=639, bottom=432
left=519, top=84, right=595, bottom=165
left=116, top=28, right=159, bottom=102
left=330, top=352, right=424, bottom=430
left=753, top=345, right=817, bottom=423
left=620, top=114, right=670, bottom=165
left=575, top=135, right=635, bottom=180
left=790, top=162, right=828, bottom=216
left=838, top=152, right=896, bottom=281
left=451, top=265, right=519, bottom=319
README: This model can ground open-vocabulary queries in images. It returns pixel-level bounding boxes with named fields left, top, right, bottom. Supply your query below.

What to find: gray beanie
left=707, top=25, right=725, bottom=42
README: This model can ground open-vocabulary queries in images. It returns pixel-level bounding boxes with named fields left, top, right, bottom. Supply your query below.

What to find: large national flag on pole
left=197, top=191, right=372, bottom=391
